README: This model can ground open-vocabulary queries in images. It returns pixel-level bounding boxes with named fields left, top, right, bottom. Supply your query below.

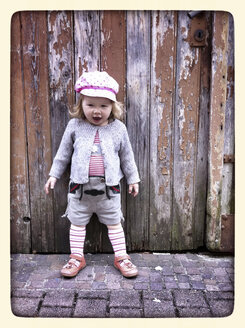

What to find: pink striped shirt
left=89, top=131, right=105, bottom=176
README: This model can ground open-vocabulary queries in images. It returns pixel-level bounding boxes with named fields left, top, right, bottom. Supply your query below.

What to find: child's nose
left=93, top=107, right=101, bottom=113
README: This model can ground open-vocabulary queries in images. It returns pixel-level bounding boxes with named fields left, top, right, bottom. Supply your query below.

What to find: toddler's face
left=82, top=96, right=113, bottom=126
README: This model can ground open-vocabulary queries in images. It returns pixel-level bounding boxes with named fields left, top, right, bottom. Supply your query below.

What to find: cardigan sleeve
left=49, top=119, right=75, bottom=179
left=119, top=125, right=140, bottom=185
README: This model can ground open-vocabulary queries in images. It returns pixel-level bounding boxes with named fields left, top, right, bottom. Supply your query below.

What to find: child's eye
left=87, top=104, right=93, bottom=107
left=101, top=105, right=107, bottom=108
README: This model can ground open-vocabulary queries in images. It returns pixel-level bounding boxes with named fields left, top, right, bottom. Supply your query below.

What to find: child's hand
left=128, top=183, right=139, bottom=197
left=44, top=177, right=57, bottom=194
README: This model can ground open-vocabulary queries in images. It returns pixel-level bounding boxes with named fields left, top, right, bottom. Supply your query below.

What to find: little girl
left=45, top=71, right=140, bottom=278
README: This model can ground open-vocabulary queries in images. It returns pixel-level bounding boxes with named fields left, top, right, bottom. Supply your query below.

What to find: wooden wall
left=10, top=11, right=234, bottom=253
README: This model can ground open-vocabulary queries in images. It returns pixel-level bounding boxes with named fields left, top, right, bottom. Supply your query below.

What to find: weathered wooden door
left=10, top=11, right=234, bottom=253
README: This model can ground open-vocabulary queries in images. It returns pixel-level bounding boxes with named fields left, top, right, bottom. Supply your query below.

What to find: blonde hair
left=69, top=95, right=125, bottom=121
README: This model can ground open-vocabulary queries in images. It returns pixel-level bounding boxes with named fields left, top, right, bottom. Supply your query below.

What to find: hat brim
left=80, top=89, right=116, bottom=102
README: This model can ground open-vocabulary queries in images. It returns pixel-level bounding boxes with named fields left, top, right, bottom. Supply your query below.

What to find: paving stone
left=143, top=290, right=173, bottom=301
left=77, top=291, right=109, bottom=299
left=204, top=261, right=218, bottom=267
left=94, top=272, right=105, bottom=282
left=186, top=253, right=200, bottom=260
left=226, top=267, right=234, bottom=274
left=39, top=306, right=73, bottom=317
left=178, top=307, right=212, bottom=317
left=204, top=278, right=217, bottom=285
left=176, top=274, right=189, bottom=283
left=134, top=282, right=148, bottom=290
left=214, top=268, right=227, bottom=275
left=76, top=266, right=94, bottom=281
left=149, top=272, right=162, bottom=282
left=43, top=277, right=62, bottom=288
left=11, top=281, right=27, bottom=288
left=165, top=282, right=178, bottom=289
left=205, top=291, right=234, bottom=300
left=171, top=258, right=181, bottom=266
left=173, top=290, right=208, bottom=308
left=11, top=289, right=44, bottom=298
left=91, top=281, right=107, bottom=290
left=106, top=281, right=121, bottom=289
left=110, top=290, right=141, bottom=308
left=75, top=282, right=92, bottom=290
left=178, top=283, right=190, bottom=289
left=173, top=266, right=186, bottom=274
left=138, top=267, right=151, bottom=277
left=164, top=275, right=176, bottom=282
left=215, top=274, right=231, bottom=282
left=209, top=300, right=234, bottom=317
left=120, top=281, right=134, bottom=289
left=189, top=273, right=203, bottom=280
left=60, top=279, right=77, bottom=289
left=73, top=299, right=107, bottom=317
left=110, top=307, right=142, bottom=318
left=206, top=285, right=220, bottom=291
left=161, top=267, right=174, bottom=275
left=11, top=297, right=41, bottom=317
left=190, top=281, right=206, bottom=290
left=105, top=266, right=121, bottom=274
left=217, top=282, right=234, bottom=291
left=219, top=261, right=233, bottom=268
left=144, top=300, right=176, bottom=317
left=13, top=272, right=31, bottom=282
left=186, top=267, right=201, bottom=275
left=43, top=290, right=75, bottom=307
left=150, top=282, right=163, bottom=291
left=93, top=266, right=106, bottom=274
left=135, top=275, right=149, bottom=282
left=27, top=280, right=46, bottom=288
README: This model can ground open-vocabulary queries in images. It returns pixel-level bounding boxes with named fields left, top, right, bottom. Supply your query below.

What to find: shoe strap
left=70, top=254, right=84, bottom=261
left=115, top=254, right=131, bottom=262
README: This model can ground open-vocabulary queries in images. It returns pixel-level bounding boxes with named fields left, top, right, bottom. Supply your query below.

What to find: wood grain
left=10, top=12, right=31, bottom=253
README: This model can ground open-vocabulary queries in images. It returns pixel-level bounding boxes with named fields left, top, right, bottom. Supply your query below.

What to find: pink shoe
left=114, top=254, right=138, bottom=278
left=61, top=254, right=86, bottom=277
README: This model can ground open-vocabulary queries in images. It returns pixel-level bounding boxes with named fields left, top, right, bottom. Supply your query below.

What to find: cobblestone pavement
left=10, top=252, right=234, bottom=318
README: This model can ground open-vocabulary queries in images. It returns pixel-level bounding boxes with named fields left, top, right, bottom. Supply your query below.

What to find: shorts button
left=101, top=178, right=105, bottom=183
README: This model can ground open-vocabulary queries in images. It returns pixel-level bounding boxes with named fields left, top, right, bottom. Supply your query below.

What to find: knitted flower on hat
left=75, top=71, right=119, bottom=102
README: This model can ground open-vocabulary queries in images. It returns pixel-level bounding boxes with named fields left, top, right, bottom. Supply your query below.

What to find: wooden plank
left=221, top=13, right=234, bottom=216
left=100, top=10, right=127, bottom=252
left=206, top=12, right=229, bottom=251
left=149, top=11, right=177, bottom=250
left=74, top=11, right=102, bottom=253
left=171, top=11, right=201, bottom=250
left=10, top=12, right=31, bottom=253
left=126, top=11, right=151, bottom=251
left=48, top=11, right=74, bottom=253
left=101, top=10, right=126, bottom=104
left=20, top=11, right=54, bottom=253
left=194, top=12, right=212, bottom=247
left=74, top=11, right=100, bottom=103
left=220, top=13, right=234, bottom=252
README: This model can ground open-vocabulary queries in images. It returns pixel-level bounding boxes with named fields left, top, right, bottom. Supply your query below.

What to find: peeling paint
left=206, top=12, right=229, bottom=251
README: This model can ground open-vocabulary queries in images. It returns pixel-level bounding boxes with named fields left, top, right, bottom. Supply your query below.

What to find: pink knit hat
left=74, top=71, right=119, bottom=102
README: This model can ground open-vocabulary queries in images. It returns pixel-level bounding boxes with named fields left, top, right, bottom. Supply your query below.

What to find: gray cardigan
left=49, top=118, right=140, bottom=186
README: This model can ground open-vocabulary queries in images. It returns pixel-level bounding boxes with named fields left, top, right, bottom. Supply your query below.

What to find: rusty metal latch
left=220, top=214, right=234, bottom=253
left=223, top=154, right=235, bottom=163
left=188, top=12, right=207, bottom=47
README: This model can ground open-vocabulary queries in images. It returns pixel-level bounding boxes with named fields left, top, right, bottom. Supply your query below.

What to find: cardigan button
left=100, top=178, right=105, bottom=183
